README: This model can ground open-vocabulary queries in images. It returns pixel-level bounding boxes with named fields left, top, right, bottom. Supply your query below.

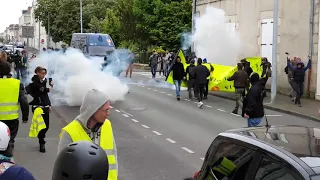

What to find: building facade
left=18, top=7, right=33, bottom=46
left=196, top=0, right=320, bottom=99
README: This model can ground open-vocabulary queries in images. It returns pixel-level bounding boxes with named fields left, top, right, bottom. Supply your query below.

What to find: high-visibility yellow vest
left=0, top=78, right=20, bottom=120
left=60, top=120, right=117, bottom=180
left=29, top=107, right=46, bottom=138
left=203, top=63, right=213, bottom=80
left=211, top=157, right=236, bottom=177
left=20, top=57, right=27, bottom=67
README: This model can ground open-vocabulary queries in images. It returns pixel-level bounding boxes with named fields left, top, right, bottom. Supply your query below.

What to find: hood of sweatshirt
left=75, top=89, right=109, bottom=131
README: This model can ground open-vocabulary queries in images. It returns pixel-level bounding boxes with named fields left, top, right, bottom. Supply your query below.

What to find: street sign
left=21, top=26, right=34, bottom=38
left=41, top=39, right=44, bottom=44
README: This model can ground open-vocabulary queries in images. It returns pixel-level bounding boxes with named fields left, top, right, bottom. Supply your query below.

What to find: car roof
left=223, top=125, right=320, bottom=175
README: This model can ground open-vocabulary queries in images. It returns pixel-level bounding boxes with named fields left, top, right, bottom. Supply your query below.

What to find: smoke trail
left=180, top=32, right=193, bottom=50
left=27, top=48, right=129, bottom=106
left=193, top=6, right=241, bottom=66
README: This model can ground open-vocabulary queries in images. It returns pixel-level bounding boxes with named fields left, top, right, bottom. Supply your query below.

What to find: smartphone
left=49, top=78, right=53, bottom=84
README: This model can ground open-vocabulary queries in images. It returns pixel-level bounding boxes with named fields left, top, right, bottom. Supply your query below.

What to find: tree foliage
left=34, top=0, right=192, bottom=51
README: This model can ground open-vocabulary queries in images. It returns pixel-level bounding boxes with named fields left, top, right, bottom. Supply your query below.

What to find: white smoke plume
left=193, top=6, right=241, bottom=66
left=27, top=48, right=129, bottom=106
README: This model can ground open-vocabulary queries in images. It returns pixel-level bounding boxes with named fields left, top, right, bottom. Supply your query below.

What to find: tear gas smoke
left=181, top=32, right=193, bottom=51
left=27, top=48, right=129, bottom=106
left=193, top=6, right=241, bottom=66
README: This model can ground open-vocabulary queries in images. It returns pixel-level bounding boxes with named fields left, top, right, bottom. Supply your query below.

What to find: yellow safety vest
left=60, top=120, right=117, bottom=180
left=29, top=107, right=46, bottom=138
left=203, top=63, right=213, bottom=80
left=0, top=78, right=20, bottom=120
left=20, top=57, right=27, bottom=67
left=211, top=157, right=236, bottom=177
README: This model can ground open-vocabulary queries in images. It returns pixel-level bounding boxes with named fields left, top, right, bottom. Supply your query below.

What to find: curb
left=52, top=107, right=69, bottom=125
left=209, top=93, right=320, bottom=122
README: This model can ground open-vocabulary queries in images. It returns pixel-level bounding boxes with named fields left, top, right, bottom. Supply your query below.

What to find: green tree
left=100, top=8, right=121, bottom=46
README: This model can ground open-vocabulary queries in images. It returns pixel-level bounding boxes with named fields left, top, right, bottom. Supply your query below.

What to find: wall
left=196, top=0, right=318, bottom=98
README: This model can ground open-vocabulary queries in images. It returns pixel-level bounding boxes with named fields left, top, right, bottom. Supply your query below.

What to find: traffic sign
left=41, top=39, right=44, bottom=44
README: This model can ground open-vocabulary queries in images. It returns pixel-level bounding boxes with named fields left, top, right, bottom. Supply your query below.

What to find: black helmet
left=52, top=141, right=109, bottom=180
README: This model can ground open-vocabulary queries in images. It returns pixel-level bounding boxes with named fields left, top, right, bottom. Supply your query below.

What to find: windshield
left=88, top=34, right=114, bottom=47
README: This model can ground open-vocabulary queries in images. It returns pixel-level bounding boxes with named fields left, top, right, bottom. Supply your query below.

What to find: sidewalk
left=209, top=91, right=320, bottom=121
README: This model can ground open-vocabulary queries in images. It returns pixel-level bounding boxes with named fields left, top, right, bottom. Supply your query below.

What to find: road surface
left=14, top=71, right=320, bottom=179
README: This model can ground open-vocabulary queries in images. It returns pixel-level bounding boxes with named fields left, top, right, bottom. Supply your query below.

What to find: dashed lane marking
left=161, top=92, right=166, bottom=93
left=148, top=88, right=151, bottom=89
left=200, top=157, right=205, bottom=161
left=153, top=89, right=158, bottom=92
left=131, top=119, right=139, bottom=122
left=152, top=131, right=162, bottom=135
left=217, top=109, right=226, bottom=112
left=231, top=113, right=241, bottom=117
left=166, top=138, right=176, bottom=144
left=167, top=94, right=173, bottom=96
left=205, top=105, right=212, bottom=108
left=115, top=109, right=121, bottom=112
left=110, top=106, right=113, bottom=108
left=141, top=124, right=150, bottom=129
left=182, top=147, right=195, bottom=154
left=193, top=102, right=198, bottom=104
left=184, top=99, right=191, bottom=101
left=122, top=114, right=129, bottom=117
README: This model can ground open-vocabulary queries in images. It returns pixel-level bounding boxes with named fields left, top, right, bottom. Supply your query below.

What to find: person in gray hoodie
left=57, top=89, right=118, bottom=177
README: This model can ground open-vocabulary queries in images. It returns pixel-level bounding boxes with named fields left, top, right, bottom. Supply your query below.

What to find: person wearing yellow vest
left=14, top=50, right=28, bottom=83
left=202, top=58, right=214, bottom=99
left=0, top=61, right=29, bottom=155
left=58, top=89, right=118, bottom=180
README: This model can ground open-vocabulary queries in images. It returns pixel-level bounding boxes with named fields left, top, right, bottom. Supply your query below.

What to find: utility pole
left=47, top=14, right=50, bottom=49
left=191, top=0, right=196, bottom=52
left=80, top=0, right=83, bottom=33
left=271, top=0, right=279, bottom=104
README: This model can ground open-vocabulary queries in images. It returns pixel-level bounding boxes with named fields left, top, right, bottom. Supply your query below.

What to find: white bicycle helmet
left=0, top=121, right=10, bottom=151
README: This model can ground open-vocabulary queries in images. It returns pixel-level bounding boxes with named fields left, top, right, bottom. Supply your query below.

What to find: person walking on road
left=14, top=50, right=28, bottom=84
left=26, top=66, right=53, bottom=153
left=202, top=58, right=214, bottom=100
left=242, top=73, right=266, bottom=127
left=227, top=63, right=249, bottom=115
left=186, top=59, right=196, bottom=99
left=53, top=141, right=109, bottom=180
left=191, top=58, right=210, bottom=108
left=171, top=56, right=185, bottom=101
left=0, top=121, right=35, bottom=180
left=149, top=50, right=159, bottom=79
left=0, top=61, right=29, bottom=155
left=125, top=52, right=134, bottom=78
left=58, top=89, right=118, bottom=180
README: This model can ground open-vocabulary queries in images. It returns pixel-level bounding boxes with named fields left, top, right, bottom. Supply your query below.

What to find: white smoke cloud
left=27, top=48, right=129, bottom=106
left=193, top=6, right=241, bottom=66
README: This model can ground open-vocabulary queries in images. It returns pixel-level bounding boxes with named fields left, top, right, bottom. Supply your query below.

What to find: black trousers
left=204, top=79, right=209, bottom=98
left=195, top=84, right=205, bottom=102
left=0, top=119, right=19, bottom=145
left=32, top=107, right=50, bottom=145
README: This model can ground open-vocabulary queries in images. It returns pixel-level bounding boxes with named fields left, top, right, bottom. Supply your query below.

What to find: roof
left=225, top=125, right=320, bottom=174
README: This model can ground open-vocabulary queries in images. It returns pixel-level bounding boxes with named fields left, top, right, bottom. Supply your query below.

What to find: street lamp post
left=191, top=0, right=196, bottom=52
left=80, top=0, right=83, bottom=33
left=271, top=0, right=279, bottom=104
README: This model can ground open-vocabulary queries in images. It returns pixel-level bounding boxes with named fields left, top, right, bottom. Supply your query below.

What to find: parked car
left=192, top=125, right=320, bottom=180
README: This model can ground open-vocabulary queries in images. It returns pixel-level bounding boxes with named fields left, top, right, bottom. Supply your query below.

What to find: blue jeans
left=151, top=65, right=157, bottom=78
left=16, top=68, right=27, bottom=84
left=248, top=117, right=263, bottom=127
left=174, top=80, right=182, bottom=97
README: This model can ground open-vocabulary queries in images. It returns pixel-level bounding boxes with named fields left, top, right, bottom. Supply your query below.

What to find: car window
left=204, top=142, right=254, bottom=180
left=254, top=157, right=303, bottom=180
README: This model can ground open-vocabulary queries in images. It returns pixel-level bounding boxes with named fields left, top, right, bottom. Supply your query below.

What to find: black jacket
left=172, top=62, right=185, bottom=80
left=28, top=75, right=51, bottom=106
left=0, top=75, right=29, bottom=121
left=287, top=59, right=311, bottom=83
left=244, top=63, right=253, bottom=76
left=242, top=77, right=267, bottom=118
left=186, top=64, right=196, bottom=80
left=191, top=64, right=210, bottom=85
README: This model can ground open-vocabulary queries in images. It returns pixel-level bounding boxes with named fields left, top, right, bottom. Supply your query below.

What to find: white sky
left=0, top=0, right=33, bottom=32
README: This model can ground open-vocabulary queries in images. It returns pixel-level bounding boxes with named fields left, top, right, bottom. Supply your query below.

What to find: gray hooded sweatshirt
left=57, top=89, right=118, bottom=173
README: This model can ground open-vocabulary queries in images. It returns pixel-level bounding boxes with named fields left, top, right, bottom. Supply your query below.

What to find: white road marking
left=153, top=89, right=158, bottom=92
left=205, top=105, right=212, bottom=108
left=152, top=131, right=162, bottom=135
left=131, top=119, right=139, bottom=122
left=266, top=115, right=282, bottom=117
left=141, top=124, right=150, bottom=129
left=142, top=86, right=145, bottom=87
left=122, top=114, right=129, bottom=117
left=147, top=88, right=151, bottom=89
left=193, top=102, right=198, bottom=104
left=200, top=157, right=205, bottom=161
left=166, top=138, right=176, bottom=143
left=182, top=147, right=195, bottom=154
left=110, top=106, right=113, bottom=108
left=161, top=92, right=166, bottom=93
left=167, top=94, right=172, bottom=96
left=231, top=113, right=241, bottom=117
left=217, top=109, right=226, bottom=112
left=115, top=109, right=121, bottom=112
left=184, top=99, right=191, bottom=101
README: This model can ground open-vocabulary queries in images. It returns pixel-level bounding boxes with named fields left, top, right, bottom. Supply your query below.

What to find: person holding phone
left=27, top=66, right=53, bottom=153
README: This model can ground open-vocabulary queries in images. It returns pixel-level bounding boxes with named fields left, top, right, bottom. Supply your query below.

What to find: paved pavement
left=14, top=71, right=320, bottom=179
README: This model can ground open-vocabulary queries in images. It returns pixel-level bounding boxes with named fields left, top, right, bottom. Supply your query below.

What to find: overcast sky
left=0, top=0, right=33, bottom=32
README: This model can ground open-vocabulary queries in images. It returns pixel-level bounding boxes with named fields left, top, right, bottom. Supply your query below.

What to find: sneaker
left=231, top=109, right=238, bottom=114
left=40, top=144, right=46, bottom=153
left=198, top=101, right=203, bottom=108
left=177, top=96, right=180, bottom=101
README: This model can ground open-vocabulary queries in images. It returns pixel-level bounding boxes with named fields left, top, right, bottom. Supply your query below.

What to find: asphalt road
left=14, top=71, right=320, bottom=179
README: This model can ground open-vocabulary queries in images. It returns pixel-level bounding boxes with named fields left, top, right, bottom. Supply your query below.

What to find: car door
left=197, top=136, right=260, bottom=180
left=250, top=152, right=305, bottom=180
